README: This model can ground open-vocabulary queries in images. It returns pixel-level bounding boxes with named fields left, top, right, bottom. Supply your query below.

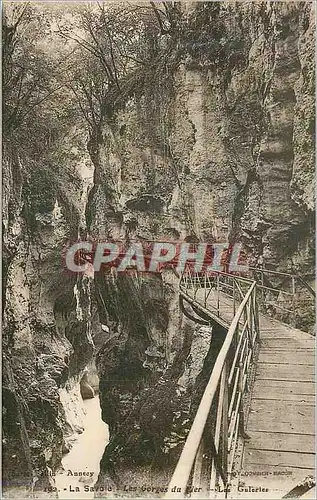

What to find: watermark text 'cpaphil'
left=63, top=241, right=248, bottom=275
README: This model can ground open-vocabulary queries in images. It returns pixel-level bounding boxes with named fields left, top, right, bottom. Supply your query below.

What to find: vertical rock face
left=86, top=0, right=315, bottom=489
left=88, top=1, right=315, bottom=269
left=2, top=136, right=96, bottom=490
left=2, top=0, right=315, bottom=495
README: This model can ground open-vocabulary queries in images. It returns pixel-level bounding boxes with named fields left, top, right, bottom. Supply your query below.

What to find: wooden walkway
left=240, top=315, right=315, bottom=498
left=182, top=287, right=315, bottom=498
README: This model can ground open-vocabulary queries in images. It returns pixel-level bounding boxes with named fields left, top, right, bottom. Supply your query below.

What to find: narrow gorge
left=2, top=1, right=315, bottom=498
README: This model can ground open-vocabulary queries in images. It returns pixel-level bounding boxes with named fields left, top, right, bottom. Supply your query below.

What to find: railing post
left=253, top=287, right=260, bottom=342
left=194, top=273, right=198, bottom=300
left=292, top=276, right=296, bottom=327
left=238, top=361, right=250, bottom=441
left=247, top=298, right=252, bottom=344
left=233, top=278, right=236, bottom=316
left=221, top=360, right=229, bottom=486
left=210, top=366, right=226, bottom=494
left=217, top=274, right=220, bottom=317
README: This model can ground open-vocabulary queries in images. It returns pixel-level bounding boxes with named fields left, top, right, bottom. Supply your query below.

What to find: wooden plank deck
left=182, top=286, right=315, bottom=498
left=240, top=319, right=315, bottom=499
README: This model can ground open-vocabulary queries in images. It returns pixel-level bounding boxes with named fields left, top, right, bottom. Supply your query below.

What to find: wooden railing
left=165, top=271, right=259, bottom=498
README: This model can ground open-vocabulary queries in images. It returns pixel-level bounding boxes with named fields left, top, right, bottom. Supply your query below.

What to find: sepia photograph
left=2, top=1, right=316, bottom=499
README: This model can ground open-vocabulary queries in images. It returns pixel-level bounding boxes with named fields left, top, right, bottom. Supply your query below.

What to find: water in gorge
left=55, top=396, right=109, bottom=499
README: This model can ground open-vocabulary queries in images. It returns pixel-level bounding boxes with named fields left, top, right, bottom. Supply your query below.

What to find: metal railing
left=165, top=265, right=314, bottom=498
left=247, top=267, right=315, bottom=329
left=180, top=267, right=256, bottom=322
left=166, top=271, right=259, bottom=498
left=181, top=265, right=315, bottom=330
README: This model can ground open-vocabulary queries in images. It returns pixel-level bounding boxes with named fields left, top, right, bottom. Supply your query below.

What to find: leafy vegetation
left=2, top=1, right=252, bottom=230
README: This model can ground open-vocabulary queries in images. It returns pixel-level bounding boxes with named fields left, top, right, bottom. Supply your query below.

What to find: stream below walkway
left=55, top=396, right=109, bottom=499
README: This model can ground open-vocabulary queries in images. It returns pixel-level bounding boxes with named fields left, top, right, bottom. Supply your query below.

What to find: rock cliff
left=87, top=1, right=315, bottom=490
left=2, top=1, right=315, bottom=497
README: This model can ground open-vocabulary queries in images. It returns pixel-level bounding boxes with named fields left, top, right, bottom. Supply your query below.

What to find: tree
left=3, top=3, right=79, bottom=157
left=56, top=2, right=180, bottom=132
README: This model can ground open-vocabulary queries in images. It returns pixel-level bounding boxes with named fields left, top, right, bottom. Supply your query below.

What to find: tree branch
left=150, top=1, right=169, bottom=34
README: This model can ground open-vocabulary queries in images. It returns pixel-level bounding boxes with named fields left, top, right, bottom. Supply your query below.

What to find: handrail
left=180, top=266, right=255, bottom=323
left=246, top=267, right=315, bottom=330
left=181, top=265, right=314, bottom=331
left=248, top=266, right=315, bottom=298
left=297, top=276, right=316, bottom=298
left=165, top=281, right=257, bottom=498
left=248, top=266, right=296, bottom=278
left=166, top=265, right=313, bottom=497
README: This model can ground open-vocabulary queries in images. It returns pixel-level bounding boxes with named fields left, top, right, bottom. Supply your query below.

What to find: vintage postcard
left=2, top=1, right=315, bottom=499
